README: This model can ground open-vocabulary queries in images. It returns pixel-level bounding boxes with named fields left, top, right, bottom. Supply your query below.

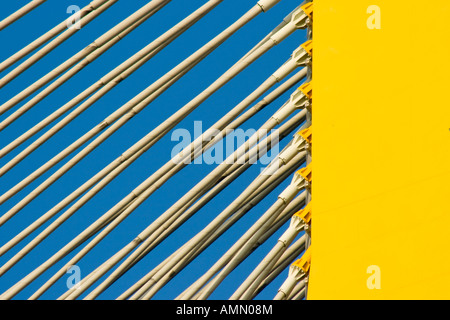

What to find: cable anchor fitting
left=291, top=246, right=312, bottom=276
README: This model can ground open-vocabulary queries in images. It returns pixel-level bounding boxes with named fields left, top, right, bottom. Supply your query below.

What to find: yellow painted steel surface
left=309, top=1, right=450, bottom=299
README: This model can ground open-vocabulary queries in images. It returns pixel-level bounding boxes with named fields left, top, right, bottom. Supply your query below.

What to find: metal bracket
left=292, top=246, right=312, bottom=274
left=292, top=40, right=313, bottom=66
left=294, top=202, right=312, bottom=224
left=296, top=126, right=312, bottom=151
left=301, top=2, right=313, bottom=21
left=291, top=2, right=313, bottom=29
left=292, top=163, right=312, bottom=190
left=290, top=81, right=312, bottom=109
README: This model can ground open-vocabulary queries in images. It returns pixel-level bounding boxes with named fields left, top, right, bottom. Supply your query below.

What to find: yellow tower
left=309, top=1, right=450, bottom=299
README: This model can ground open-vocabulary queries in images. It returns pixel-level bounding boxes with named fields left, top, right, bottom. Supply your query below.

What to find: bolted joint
left=294, top=126, right=312, bottom=152
left=278, top=164, right=312, bottom=203
left=290, top=214, right=306, bottom=232
left=278, top=130, right=310, bottom=165
left=288, top=262, right=307, bottom=282
left=271, top=41, right=312, bottom=81
left=291, top=163, right=312, bottom=191
left=272, top=82, right=312, bottom=123
left=279, top=212, right=308, bottom=246
left=270, top=4, right=313, bottom=43
left=291, top=81, right=312, bottom=109
left=293, top=40, right=313, bottom=66
left=290, top=2, right=314, bottom=29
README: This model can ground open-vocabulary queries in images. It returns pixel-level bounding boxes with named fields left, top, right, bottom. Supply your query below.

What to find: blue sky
left=0, top=0, right=307, bottom=300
